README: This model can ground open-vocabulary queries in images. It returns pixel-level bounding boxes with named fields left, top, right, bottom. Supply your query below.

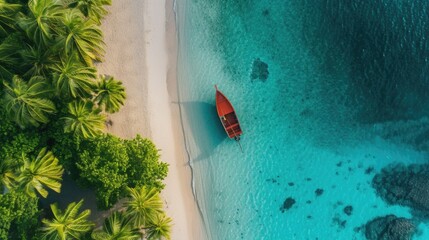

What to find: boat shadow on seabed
left=179, top=101, right=227, bottom=162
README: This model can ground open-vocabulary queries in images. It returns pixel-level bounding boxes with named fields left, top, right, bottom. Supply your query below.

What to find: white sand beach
left=97, top=0, right=206, bottom=239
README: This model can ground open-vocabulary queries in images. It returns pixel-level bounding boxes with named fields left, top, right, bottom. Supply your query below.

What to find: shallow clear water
left=176, top=0, right=429, bottom=239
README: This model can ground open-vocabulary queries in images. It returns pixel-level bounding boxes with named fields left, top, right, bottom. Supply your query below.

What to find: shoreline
left=98, top=0, right=206, bottom=239
left=166, top=0, right=209, bottom=238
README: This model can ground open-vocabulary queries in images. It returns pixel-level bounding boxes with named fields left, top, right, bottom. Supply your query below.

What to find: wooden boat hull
left=215, top=86, right=242, bottom=139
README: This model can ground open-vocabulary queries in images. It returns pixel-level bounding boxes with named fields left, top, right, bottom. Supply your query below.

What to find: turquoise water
left=176, top=0, right=429, bottom=239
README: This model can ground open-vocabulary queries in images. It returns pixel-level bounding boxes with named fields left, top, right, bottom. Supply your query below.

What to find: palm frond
left=17, top=0, right=64, bottom=46
left=2, top=75, right=56, bottom=128
left=0, top=158, right=18, bottom=190
left=124, top=186, right=164, bottom=227
left=17, top=147, right=64, bottom=198
left=92, top=212, right=140, bottom=240
left=19, top=43, right=57, bottom=77
left=145, top=213, right=172, bottom=240
left=94, top=75, right=126, bottom=113
left=0, top=35, right=22, bottom=78
left=62, top=100, right=105, bottom=138
left=0, top=0, right=22, bottom=36
left=41, top=199, right=94, bottom=240
left=56, top=9, right=104, bottom=66
left=65, top=0, right=111, bottom=24
left=50, top=54, right=96, bottom=98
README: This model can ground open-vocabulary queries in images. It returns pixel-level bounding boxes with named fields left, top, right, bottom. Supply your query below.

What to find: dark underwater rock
left=250, top=58, right=269, bottom=81
left=280, top=197, right=296, bottom=213
left=315, top=188, right=324, bottom=196
left=343, top=205, right=353, bottom=216
left=365, top=215, right=416, bottom=240
left=365, top=166, right=375, bottom=174
left=372, top=163, right=429, bottom=214
left=332, top=214, right=347, bottom=229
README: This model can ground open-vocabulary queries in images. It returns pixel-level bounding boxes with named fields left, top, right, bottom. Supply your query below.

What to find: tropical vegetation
left=2, top=75, right=56, bottom=128
left=17, top=147, right=63, bottom=198
left=40, top=200, right=93, bottom=240
left=145, top=213, right=173, bottom=240
left=0, top=191, right=39, bottom=239
left=90, top=187, right=172, bottom=240
left=63, top=100, right=106, bottom=138
left=94, top=75, right=126, bottom=113
left=124, top=186, right=164, bottom=227
left=91, top=211, right=140, bottom=240
left=0, top=0, right=171, bottom=239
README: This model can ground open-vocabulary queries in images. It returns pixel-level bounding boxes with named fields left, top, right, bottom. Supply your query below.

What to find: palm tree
left=0, top=158, right=17, bottom=190
left=94, top=75, right=126, bottom=113
left=124, top=186, right=164, bottom=228
left=63, top=100, right=105, bottom=138
left=145, top=214, right=172, bottom=240
left=41, top=199, right=94, bottom=240
left=19, top=43, right=57, bottom=78
left=0, top=35, right=21, bottom=79
left=17, top=0, right=63, bottom=46
left=66, top=0, right=111, bottom=24
left=56, top=9, right=104, bottom=66
left=0, top=0, right=21, bottom=37
left=2, top=75, right=56, bottom=128
left=50, top=54, right=96, bottom=98
left=17, top=148, right=63, bottom=198
left=92, top=212, right=140, bottom=240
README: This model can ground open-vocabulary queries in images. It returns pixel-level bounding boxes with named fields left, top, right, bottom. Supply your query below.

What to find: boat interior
left=221, top=113, right=242, bottom=137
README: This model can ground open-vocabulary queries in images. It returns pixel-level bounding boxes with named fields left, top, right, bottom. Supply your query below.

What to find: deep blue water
left=176, top=0, right=429, bottom=239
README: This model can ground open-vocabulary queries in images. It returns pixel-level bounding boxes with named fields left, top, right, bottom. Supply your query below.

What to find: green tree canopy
left=0, top=191, right=39, bottom=240
left=17, top=147, right=63, bottom=198
left=77, top=134, right=128, bottom=209
left=0, top=107, right=18, bottom=143
left=40, top=199, right=93, bottom=240
left=124, top=135, right=167, bottom=190
left=0, top=132, right=42, bottom=192
left=0, top=132, right=41, bottom=165
left=2, top=75, right=56, bottom=128
left=76, top=134, right=169, bottom=209
left=94, top=75, right=126, bottom=113
left=43, top=118, right=82, bottom=174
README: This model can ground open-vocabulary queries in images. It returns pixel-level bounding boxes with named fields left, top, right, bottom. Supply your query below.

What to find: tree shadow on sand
left=180, top=101, right=227, bottom=162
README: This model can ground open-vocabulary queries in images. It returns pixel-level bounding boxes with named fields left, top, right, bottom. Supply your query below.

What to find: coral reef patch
left=280, top=197, right=296, bottom=213
left=364, top=215, right=415, bottom=240
left=372, top=163, right=429, bottom=214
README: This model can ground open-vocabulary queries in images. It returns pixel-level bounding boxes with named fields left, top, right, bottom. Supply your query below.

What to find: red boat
left=215, top=85, right=243, bottom=141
